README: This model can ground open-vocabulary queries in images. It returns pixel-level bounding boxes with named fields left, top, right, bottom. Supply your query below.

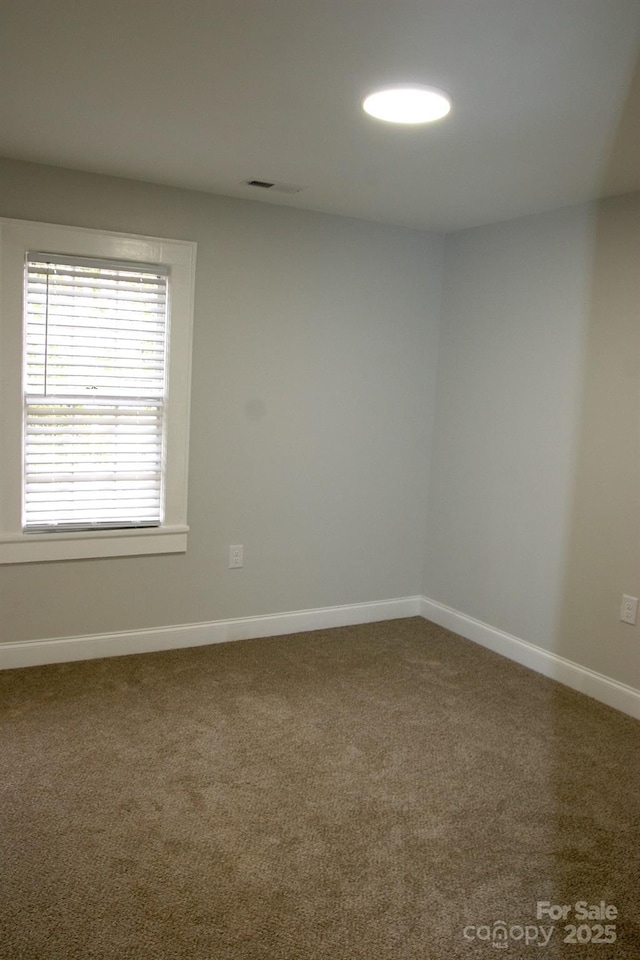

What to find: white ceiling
left=1, top=0, right=639, bottom=232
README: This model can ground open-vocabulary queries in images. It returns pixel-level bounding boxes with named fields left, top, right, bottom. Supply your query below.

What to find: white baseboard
left=3, top=593, right=639, bottom=722
left=0, top=595, right=422, bottom=670
left=419, top=596, right=640, bottom=722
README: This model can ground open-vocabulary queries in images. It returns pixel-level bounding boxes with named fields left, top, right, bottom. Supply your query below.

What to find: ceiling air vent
left=242, top=179, right=305, bottom=195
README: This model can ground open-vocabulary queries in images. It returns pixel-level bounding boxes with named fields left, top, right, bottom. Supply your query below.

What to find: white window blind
left=23, top=253, right=169, bottom=532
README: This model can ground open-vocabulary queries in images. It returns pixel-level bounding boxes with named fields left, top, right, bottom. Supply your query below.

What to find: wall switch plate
left=620, top=594, right=638, bottom=625
left=229, top=544, right=243, bottom=569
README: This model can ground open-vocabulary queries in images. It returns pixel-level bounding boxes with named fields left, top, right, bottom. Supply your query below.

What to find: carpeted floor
left=1, top=617, right=639, bottom=959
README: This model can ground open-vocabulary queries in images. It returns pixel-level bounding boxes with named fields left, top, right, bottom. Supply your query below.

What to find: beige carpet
left=1, top=617, right=639, bottom=959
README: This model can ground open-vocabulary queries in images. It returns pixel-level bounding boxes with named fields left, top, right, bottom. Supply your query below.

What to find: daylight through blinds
left=24, top=254, right=169, bottom=531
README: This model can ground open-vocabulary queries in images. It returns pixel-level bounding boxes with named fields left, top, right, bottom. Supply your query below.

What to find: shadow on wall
left=542, top=51, right=640, bottom=956
left=556, top=51, right=640, bottom=693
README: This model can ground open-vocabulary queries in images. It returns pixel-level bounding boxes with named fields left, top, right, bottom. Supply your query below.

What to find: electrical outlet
left=620, top=595, right=638, bottom=625
left=229, top=544, right=243, bottom=569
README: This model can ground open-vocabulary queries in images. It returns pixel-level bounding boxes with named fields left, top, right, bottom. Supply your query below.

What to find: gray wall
left=3, top=156, right=640, bottom=698
left=424, top=195, right=640, bottom=691
left=0, top=158, right=443, bottom=643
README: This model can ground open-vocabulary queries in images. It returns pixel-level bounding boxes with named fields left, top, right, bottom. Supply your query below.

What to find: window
left=0, top=219, right=196, bottom=563
left=24, top=254, right=169, bottom=532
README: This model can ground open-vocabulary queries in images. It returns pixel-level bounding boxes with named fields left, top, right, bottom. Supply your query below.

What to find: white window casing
left=0, top=219, right=196, bottom=564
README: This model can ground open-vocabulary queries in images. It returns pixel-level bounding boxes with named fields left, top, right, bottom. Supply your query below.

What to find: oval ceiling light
left=362, top=85, right=451, bottom=124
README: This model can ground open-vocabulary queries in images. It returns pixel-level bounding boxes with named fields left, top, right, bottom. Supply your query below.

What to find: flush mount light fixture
left=362, top=85, right=451, bottom=124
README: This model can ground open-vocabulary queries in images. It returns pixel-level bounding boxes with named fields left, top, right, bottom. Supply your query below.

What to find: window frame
left=0, top=219, right=196, bottom=564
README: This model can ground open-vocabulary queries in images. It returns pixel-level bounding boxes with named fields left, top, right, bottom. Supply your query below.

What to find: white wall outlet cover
left=620, top=595, right=638, bottom=625
left=229, top=545, right=243, bottom=568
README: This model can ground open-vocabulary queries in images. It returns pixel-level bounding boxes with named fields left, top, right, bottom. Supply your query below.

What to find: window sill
left=0, top=525, right=188, bottom=564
